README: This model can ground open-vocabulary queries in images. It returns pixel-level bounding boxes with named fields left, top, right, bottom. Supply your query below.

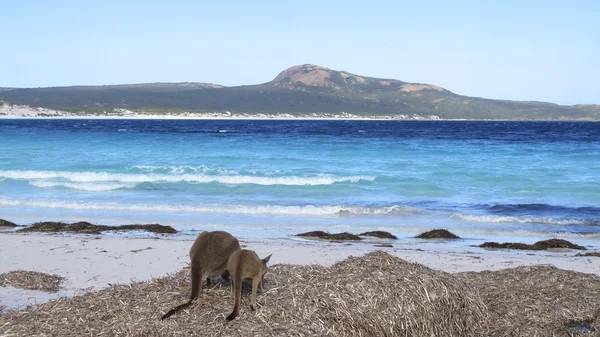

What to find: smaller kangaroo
left=226, top=249, right=272, bottom=321
left=161, top=230, right=241, bottom=320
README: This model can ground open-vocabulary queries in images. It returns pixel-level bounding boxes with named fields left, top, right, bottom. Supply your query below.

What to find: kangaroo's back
left=190, top=230, right=241, bottom=275
left=161, top=230, right=241, bottom=320
left=226, top=249, right=271, bottom=321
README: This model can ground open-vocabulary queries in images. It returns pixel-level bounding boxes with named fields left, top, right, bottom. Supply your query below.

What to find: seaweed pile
left=2, top=252, right=599, bottom=336
left=0, top=270, right=65, bottom=292
left=415, top=229, right=460, bottom=239
left=17, top=221, right=177, bottom=235
left=0, top=252, right=488, bottom=336
left=479, top=238, right=586, bottom=251
left=296, top=230, right=398, bottom=241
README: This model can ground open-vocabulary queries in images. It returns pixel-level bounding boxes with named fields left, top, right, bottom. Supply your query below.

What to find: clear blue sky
left=1, top=0, right=598, bottom=105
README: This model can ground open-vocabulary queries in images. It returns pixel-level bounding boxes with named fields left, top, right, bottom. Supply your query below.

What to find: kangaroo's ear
left=262, top=254, right=272, bottom=263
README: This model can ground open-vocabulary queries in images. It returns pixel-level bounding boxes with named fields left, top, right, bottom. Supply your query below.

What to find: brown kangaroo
left=226, top=249, right=272, bottom=321
left=161, top=230, right=241, bottom=320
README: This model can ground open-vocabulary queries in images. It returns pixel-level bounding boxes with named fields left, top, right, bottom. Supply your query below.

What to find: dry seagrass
left=0, top=270, right=65, bottom=292
left=0, top=252, right=488, bottom=337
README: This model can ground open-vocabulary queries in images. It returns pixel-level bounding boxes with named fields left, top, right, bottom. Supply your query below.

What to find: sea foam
left=0, top=197, right=415, bottom=216
left=29, top=181, right=136, bottom=192
left=0, top=170, right=375, bottom=186
left=452, top=213, right=597, bottom=226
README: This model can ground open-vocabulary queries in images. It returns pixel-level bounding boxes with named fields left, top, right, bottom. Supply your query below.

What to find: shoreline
left=0, top=112, right=443, bottom=121
left=1, top=231, right=598, bottom=312
left=1, top=105, right=598, bottom=121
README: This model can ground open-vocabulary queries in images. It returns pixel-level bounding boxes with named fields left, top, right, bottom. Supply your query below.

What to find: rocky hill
left=0, top=65, right=598, bottom=120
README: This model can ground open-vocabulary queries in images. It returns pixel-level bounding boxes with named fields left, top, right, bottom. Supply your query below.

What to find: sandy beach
left=0, top=101, right=439, bottom=120
left=1, top=229, right=599, bottom=336
left=1, top=230, right=599, bottom=311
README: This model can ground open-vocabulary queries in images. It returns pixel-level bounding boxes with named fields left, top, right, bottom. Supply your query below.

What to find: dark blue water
left=1, top=119, right=599, bottom=240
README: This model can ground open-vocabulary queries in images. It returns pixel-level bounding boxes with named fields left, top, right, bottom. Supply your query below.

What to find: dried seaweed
left=479, top=238, right=586, bottom=251
left=3, top=251, right=598, bottom=336
left=325, top=232, right=362, bottom=241
left=296, top=231, right=362, bottom=241
left=0, top=252, right=487, bottom=337
left=0, top=219, right=18, bottom=227
left=458, top=265, right=600, bottom=336
left=296, top=230, right=330, bottom=238
left=359, top=231, right=398, bottom=239
left=478, top=242, right=532, bottom=250
left=0, top=270, right=65, bottom=292
left=416, top=229, right=460, bottom=239
left=17, top=221, right=177, bottom=235
left=576, top=252, right=600, bottom=257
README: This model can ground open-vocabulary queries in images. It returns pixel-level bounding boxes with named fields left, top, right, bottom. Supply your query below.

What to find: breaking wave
left=29, top=181, right=136, bottom=192
left=452, top=213, right=600, bottom=226
left=0, top=170, right=375, bottom=187
left=484, top=203, right=600, bottom=218
left=0, top=197, right=417, bottom=216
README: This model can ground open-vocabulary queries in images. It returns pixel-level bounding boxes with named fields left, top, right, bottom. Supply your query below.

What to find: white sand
left=1, top=232, right=598, bottom=311
left=0, top=101, right=437, bottom=120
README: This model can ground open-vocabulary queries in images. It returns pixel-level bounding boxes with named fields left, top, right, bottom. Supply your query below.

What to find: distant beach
left=0, top=101, right=444, bottom=120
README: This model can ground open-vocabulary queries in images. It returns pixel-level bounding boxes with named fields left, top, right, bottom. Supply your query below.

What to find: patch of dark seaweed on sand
left=326, top=232, right=361, bottom=241
left=0, top=219, right=18, bottom=227
left=479, top=239, right=586, bottom=251
left=17, top=221, right=177, bottom=235
left=359, top=231, right=398, bottom=239
left=296, top=230, right=330, bottom=238
left=296, top=231, right=362, bottom=241
left=416, top=229, right=460, bottom=239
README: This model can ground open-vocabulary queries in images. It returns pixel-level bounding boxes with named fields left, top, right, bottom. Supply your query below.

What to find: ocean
left=1, top=119, right=599, bottom=242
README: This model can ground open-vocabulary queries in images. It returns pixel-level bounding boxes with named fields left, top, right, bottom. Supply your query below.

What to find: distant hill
left=0, top=65, right=598, bottom=120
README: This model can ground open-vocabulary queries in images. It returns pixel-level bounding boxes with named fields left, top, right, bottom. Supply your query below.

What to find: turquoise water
left=1, top=119, right=599, bottom=240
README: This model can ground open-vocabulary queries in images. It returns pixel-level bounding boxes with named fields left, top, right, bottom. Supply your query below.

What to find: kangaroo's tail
left=161, top=300, right=193, bottom=320
left=161, top=264, right=203, bottom=320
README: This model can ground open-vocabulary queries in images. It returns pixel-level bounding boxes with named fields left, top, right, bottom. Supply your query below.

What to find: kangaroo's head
left=261, top=254, right=272, bottom=277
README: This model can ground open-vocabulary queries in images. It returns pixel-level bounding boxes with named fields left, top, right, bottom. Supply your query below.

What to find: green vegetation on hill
left=1, top=65, right=598, bottom=119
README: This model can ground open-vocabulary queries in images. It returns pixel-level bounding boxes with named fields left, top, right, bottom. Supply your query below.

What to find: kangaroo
left=161, top=230, right=241, bottom=320
left=226, top=249, right=272, bottom=321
